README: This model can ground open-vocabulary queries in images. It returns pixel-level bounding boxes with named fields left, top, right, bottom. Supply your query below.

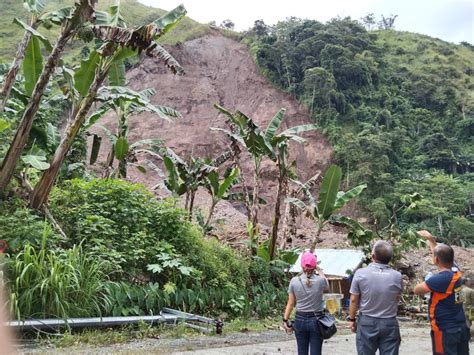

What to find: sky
left=139, top=0, right=473, bottom=44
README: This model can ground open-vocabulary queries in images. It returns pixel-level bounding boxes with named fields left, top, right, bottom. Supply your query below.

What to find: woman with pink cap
left=283, top=251, right=329, bottom=355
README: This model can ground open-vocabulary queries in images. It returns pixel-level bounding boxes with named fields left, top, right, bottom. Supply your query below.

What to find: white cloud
left=139, top=0, right=473, bottom=43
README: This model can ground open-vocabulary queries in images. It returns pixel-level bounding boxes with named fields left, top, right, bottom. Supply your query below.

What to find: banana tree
left=204, top=167, right=240, bottom=229
left=212, top=104, right=276, bottom=253
left=162, top=148, right=216, bottom=219
left=264, top=109, right=317, bottom=260
left=29, top=5, right=187, bottom=209
left=280, top=172, right=321, bottom=249
left=286, top=164, right=367, bottom=251
left=85, top=86, right=180, bottom=178
left=0, top=0, right=98, bottom=191
left=0, top=0, right=57, bottom=111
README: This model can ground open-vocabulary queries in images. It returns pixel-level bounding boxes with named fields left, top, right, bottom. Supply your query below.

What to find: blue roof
left=289, top=249, right=365, bottom=277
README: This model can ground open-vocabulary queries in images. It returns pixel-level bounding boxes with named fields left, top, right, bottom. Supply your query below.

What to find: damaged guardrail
left=7, top=308, right=224, bottom=334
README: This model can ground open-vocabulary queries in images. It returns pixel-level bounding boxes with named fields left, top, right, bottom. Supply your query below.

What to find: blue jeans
left=294, top=312, right=323, bottom=355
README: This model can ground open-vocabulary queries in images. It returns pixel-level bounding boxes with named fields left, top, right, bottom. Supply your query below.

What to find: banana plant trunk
left=280, top=187, right=298, bottom=249
left=118, top=154, right=127, bottom=178
left=188, top=190, right=196, bottom=221
left=310, top=222, right=323, bottom=253
left=204, top=199, right=217, bottom=229
left=269, top=161, right=287, bottom=260
left=231, top=147, right=251, bottom=219
left=0, top=26, right=35, bottom=112
left=0, top=24, right=74, bottom=191
left=30, top=69, right=108, bottom=209
left=250, top=165, right=261, bottom=255
left=103, top=149, right=115, bottom=177
left=117, top=110, right=129, bottom=178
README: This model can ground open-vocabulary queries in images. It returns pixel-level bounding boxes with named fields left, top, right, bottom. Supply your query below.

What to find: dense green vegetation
left=0, top=2, right=471, bottom=339
left=2, top=179, right=288, bottom=320
left=0, top=0, right=289, bottom=325
left=247, top=18, right=474, bottom=246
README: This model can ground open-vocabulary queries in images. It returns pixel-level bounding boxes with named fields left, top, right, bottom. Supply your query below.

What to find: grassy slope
left=374, top=30, right=474, bottom=160
left=0, top=0, right=210, bottom=62
left=374, top=30, right=474, bottom=106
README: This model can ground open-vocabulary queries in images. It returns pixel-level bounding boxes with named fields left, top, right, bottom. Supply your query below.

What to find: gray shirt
left=350, top=263, right=403, bottom=318
left=288, top=274, right=328, bottom=313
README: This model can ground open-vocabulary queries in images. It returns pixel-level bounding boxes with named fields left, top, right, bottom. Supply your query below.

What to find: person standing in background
left=414, top=230, right=470, bottom=355
left=349, top=240, right=403, bottom=355
left=283, top=251, right=329, bottom=355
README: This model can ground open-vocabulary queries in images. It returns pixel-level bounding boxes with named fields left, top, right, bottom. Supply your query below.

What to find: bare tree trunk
left=0, top=28, right=35, bottom=112
left=269, top=165, right=287, bottom=260
left=0, top=24, right=74, bottom=191
left=30, top=70, right=108, bottom=209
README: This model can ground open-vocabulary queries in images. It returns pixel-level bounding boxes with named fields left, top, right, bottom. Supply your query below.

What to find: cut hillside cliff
left=90, top=31, right=343, bottom=245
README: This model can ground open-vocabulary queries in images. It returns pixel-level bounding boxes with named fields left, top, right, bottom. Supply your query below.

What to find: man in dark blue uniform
left=414, top=230, right=470, bottom=355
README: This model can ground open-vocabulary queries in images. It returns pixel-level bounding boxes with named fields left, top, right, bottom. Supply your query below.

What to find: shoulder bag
left=298, top=276, right=337, bottom=339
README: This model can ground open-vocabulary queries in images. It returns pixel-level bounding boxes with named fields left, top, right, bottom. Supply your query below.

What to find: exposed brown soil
left=89, top=30, right=335, bottom=242
left=87, top=31, right=473, bottom=274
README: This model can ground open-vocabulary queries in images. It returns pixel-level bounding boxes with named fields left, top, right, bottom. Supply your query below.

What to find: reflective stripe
left=428, top=271, right=461, bottom=354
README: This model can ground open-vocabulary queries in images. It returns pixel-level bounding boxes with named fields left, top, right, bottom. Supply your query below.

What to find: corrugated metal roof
left=289, top=249, right=365, bottom=277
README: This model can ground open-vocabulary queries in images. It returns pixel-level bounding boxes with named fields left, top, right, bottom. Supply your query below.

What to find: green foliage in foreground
left=7, top=239, right=110, bottom=320
left=2, top=179, right=288, bottom=321
left=247, top=18, right=474, bottom=245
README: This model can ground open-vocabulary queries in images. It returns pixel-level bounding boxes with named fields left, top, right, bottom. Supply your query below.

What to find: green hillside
left=0, top=0, right=210, bottom=61
left=247, top=19, right=474, bottom=245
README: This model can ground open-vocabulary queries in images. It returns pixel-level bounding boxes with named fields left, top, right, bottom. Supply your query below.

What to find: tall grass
left=7, top=234, right=110, bottom=320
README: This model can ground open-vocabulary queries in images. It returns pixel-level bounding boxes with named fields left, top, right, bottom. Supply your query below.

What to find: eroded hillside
left=90, top=31, right=337, bottom=243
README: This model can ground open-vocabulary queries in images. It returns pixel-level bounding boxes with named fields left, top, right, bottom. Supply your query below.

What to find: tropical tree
left=287, top=164, right=367, bottom=251
left=85, top=86, right=181, bottom=178
left=264, top=109, right=317, bottom=260
left=212, top=105, right=316, bottom=257
left=162, top=148, right=216, bottom=219
left=279, top=172, right=322, bottom=249
left=0, top=0, right=98, bottom=191
left=212, top=105, right=275, bottom=253
left=29, top=4, right=187, bottom=209
left=0, top=0, right=61, bottom=110
left=204, top=167, right=240, bottom=229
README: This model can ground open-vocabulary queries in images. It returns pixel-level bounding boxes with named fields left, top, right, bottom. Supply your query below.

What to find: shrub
left=6, top=237, right=110, bottom=320
left=0, top=197, right=62, bottom=253
left=49, top=179, right=251, bottom=292
left=23, top=178, right=290, bottom=319
left=49, top=179, right=184, bottom=275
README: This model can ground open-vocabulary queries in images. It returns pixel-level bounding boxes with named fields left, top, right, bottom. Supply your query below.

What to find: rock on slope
left=91, top=30, right=338, bottom=243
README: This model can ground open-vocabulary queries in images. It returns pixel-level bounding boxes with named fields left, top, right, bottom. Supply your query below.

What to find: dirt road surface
left=173, top=327, right=435, bottom=355
left=24, top=324, right=473, bottom=354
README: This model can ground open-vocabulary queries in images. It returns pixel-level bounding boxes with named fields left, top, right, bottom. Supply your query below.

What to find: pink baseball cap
left=301, top=251, right=317, bottom=269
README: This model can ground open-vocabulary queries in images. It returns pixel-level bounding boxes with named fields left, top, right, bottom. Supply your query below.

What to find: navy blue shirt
left=426, top=271, right=465, bottom=330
